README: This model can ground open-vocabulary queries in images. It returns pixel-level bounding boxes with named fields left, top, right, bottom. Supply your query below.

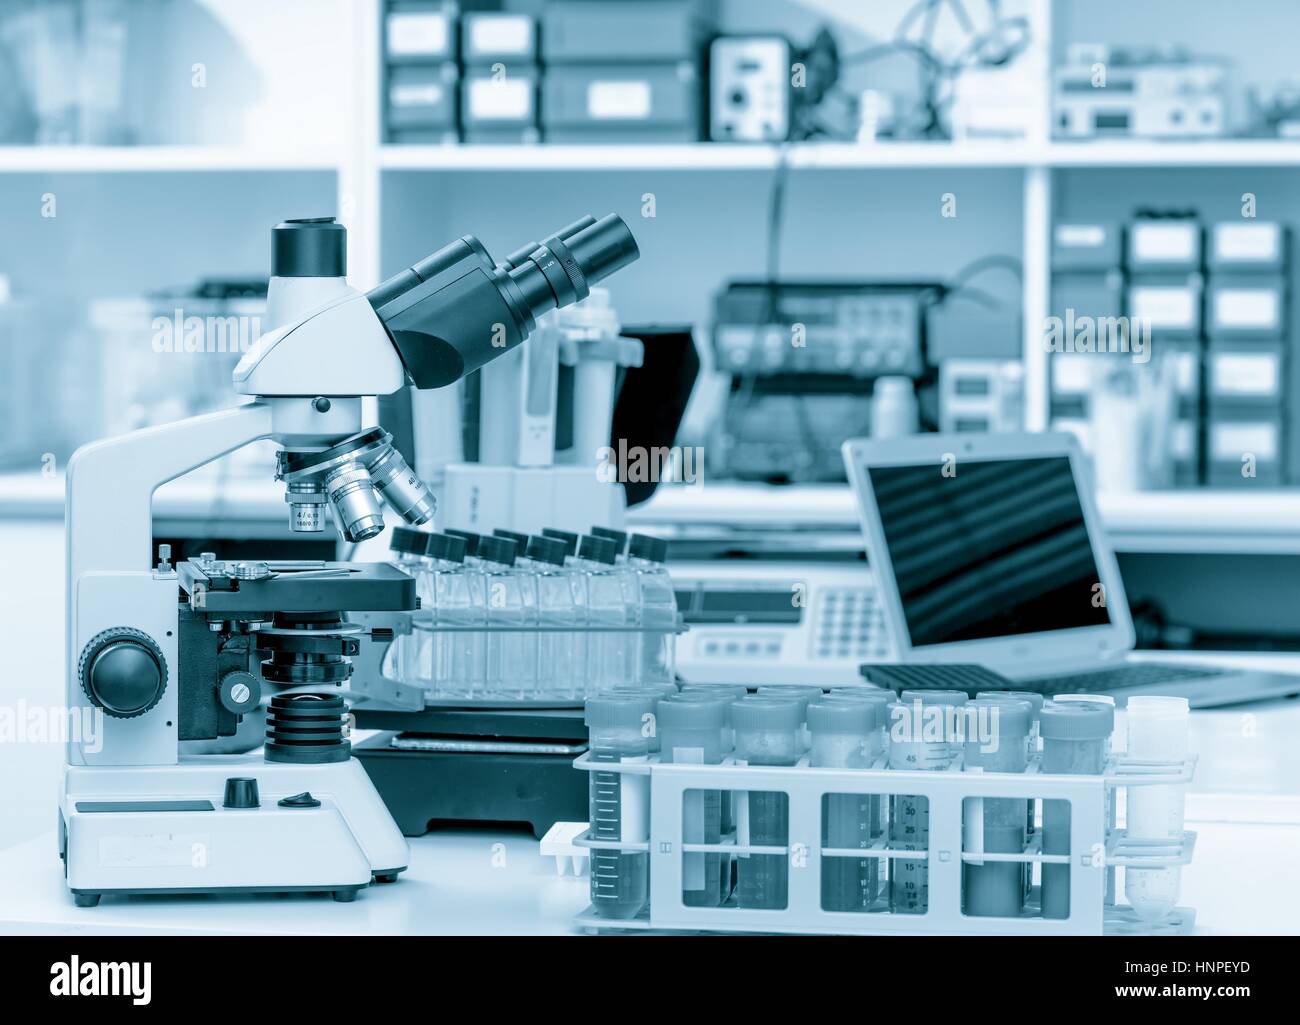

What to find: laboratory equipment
left=870, top=377, right=919, bottom=439
left=1123, top=696, right=1190, bottom=923
left=60, top=208, right=640, bottom=905
left=627, top=534, right=678, bottom=687
left=527, top=535, right=586, bottom=700
left=888, top=692, right=967, bottom=913
left=670, top=562, right=891, bottom=687
left=577, top=534, right=637, bottom=692
left=711, top=280, right=937, bottom=483
left=756, top=684, right=823, bottom=751
left=808, top=700, right=878, bottom=912
left=709, top=36, right=794, bottom=142
left=478, top=535, right=538, bottom=700
left=383, top=0, right=459, bottom=143
left=732, top=697, right=801, bottom=910
left=961, top=697, right=1033, bottom=918
left=1039, top=700, right=1113, bottom=920
left=438, top=283, right=644, bottom=535
left=585, top=693, right=657, bottom=920
left=658, top=694, right=728, bottom=907
left=574, top=686, right=1199, bottom=935
left=1053, top=45, right=1228, bottom=139
left=843, top=431, right=1300, bottom=706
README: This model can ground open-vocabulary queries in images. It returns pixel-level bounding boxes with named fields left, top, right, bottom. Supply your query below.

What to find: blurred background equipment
left=1053, top=44, right=1228, bottom=140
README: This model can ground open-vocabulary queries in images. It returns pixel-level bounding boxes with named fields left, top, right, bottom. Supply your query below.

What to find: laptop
left=842, top=431, right=1300, bottom=708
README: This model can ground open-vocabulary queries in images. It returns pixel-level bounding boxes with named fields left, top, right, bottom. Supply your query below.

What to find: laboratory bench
left=1, top=695, right=1298, bottom=936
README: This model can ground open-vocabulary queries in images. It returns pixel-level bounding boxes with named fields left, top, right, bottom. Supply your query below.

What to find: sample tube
left=756, top=684, right=823, bottom=751
left=1123, top=696, right=1190, bottom=923
left=961, top=697, right=1033, bottom=918
left=978, top=690, right=1045, bottom=901
left=888, top=691, right=967, bottom=913
left=1053, top=693, right=1118, bottom=904
left=824, top=690, right=892, bottom=840
left=731, top=696, right=802, bottom=910
left=658, top=694, right=728, bottom=907
left=1039, top=700, right=1114, bottom=920
left=585, top=693, right=656, bottom=919
left=808, top=700, right=879, bottom=912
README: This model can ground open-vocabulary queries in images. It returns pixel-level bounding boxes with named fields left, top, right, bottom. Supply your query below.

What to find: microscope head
left=366, top=213, right=639, bottom=388
left=237, top=213, right=641, bottom=542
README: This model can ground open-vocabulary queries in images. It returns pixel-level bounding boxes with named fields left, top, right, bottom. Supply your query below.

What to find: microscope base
left=59, top=757, right=409, bottom=906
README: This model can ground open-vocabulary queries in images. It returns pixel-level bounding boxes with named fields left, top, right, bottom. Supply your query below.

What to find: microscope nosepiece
left=368, top=444, right=436, bottom=526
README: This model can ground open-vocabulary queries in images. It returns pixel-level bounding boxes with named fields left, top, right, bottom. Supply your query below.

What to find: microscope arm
left=66, top=401, right=275, bottom=582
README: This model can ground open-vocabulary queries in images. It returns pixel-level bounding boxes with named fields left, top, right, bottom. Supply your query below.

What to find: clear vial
left=577, top=535, right=636, bottom=693
left=524, top=535, right=586, bottom=700
left=386, top=526, right=435, bottom=688
left=476, top=535, right=538, bottom=700
left=626, top=533, right=678, bottom=689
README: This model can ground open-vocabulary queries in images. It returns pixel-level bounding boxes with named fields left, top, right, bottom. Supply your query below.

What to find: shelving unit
left=5, top=0, right=1300, bottom=543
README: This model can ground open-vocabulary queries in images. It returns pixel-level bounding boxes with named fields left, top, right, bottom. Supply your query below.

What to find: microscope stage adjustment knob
left=218, top=670, right=262, bottom=716
left=78, top=628, right=167, bottom=719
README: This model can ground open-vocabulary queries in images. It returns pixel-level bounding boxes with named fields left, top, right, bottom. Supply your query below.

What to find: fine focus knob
left=218, top=670, right=261, bottom=716
left=78, top=627, right=167, bottom=719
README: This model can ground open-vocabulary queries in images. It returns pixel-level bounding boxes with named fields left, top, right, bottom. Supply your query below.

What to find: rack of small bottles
left=573, top=688, right=1198, bottom=935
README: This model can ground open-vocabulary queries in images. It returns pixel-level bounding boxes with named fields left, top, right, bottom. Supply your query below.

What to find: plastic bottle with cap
left=977, top=689, right=1046, bottom=901
left=386, top=527, right=440, bottom=691
left=824, top=690, right=894, bottom=840
left=659, top=694, right=728, bottom=907
left=541, top=527, right=580, bottom=563
left=960, top=697, right=1034, bottom=918
left=444, top=528, right=483, bottom=565
left=577, top=534, right=636, bottom=692
left=585, top=693, right=657, bottom=919
left=756, top=684, right=824, bottom=751
left=590, top=525, right=630, bottom=560
left=524, top=535, right=586, bottom=700
left=731, top=696, right=802, bottom=910
left=1052, top=693, right=1119, bottom=905
left=680, top=684, right=746, bottom=840
left=1039, top=699, right=1114, bottom=920
left=808, top=700, right=879, bottom=912
left=477, top=535, right=538, bottom=700
left=626, top=533, right=678, bottom=689
left=888, top=691, right=968, bottom=913
left=590, top=527, right=642, bottom=682
left=421, top=532, right=483, bottom=701
left=1123, top=696, right=1190, bottom=923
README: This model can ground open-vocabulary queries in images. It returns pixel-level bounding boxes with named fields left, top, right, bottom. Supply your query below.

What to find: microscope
left=60, top=213, right=639, bottom=906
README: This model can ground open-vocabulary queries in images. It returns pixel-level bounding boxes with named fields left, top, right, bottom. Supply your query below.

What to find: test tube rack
left=572, top=749, right=1198, bottom=936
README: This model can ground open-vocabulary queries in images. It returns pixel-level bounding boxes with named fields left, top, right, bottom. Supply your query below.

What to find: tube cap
left=659, top=694, right=726, bottom=731
left=591, top=526, right=629, bottom=555
left=628, top=533, right=668, bottom=562
left=541, top=528, right=579, bottom=558
left=1039, top=700, right=1114, bottom=741
left=477, top=535, right=518, bottom=566
left=493, top=528, right=531, bottom=549
left=584, top=693, right=657, bottom=730
left=832, top=687, right=897, bottom=701
left=807, top=700, right=876, bottom=734
left=526, top=535, right=568, bottom=566
left=272, top=217, right=346, bottom=278
left=965, top=697, right=1033, bottom=740
left=578, top=534, right=618, bottom=565
left=976, top=691, right=1045, bottom=718
left=444, top=528, right=481, bottom=556
left=730, top=696, right=802, bottom=732
left=757, top=685, right=823, bottom=706
left=389, top=525, right=427, bottom=556
left=424, top=532, right=467, bottom=563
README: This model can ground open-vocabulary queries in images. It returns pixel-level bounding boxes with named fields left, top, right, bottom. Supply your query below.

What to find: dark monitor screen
left=866, top=456, right=1111, bottom=646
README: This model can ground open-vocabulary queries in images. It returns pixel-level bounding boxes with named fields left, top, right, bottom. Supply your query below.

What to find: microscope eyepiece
left=365, top=212, right=640, bottom=390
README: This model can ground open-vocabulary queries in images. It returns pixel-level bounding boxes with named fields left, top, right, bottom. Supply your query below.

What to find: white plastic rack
left=572, top=749, right=1198, bottom=935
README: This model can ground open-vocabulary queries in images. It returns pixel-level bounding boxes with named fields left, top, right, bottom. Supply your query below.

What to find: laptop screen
left=866, top=456, right=1111, bottom=646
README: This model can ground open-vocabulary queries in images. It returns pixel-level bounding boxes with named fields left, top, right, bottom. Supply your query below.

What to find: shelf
left=628, top=482, right=1300, bottom=553
left=0, top=146, right=341, bottom=174
left=379, top=139, right=1300, bottom=173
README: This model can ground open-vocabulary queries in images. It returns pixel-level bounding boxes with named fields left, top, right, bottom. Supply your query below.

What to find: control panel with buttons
left=672, top=562, right=893, bottom=687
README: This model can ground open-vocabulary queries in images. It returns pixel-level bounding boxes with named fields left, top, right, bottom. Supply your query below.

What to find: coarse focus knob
left=78, top=627, right=167, bottom=719
left=218, top=670, right=261, bottom=716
